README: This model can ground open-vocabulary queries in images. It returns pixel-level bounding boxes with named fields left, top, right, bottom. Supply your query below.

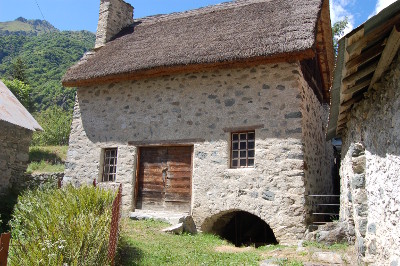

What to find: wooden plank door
left=164, top=147, right=192, bottom=211
left=137, top=146, right=192, bottom=212
left=137, top=147, right=168, bottom=210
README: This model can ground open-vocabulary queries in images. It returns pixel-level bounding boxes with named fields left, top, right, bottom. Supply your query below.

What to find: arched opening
left=203, top=210, right=278, bottom=247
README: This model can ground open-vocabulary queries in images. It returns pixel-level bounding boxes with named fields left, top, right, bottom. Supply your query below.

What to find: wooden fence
left=108, top=183, right=122, bottom=266
left=0, top=233, right=11, bottom=266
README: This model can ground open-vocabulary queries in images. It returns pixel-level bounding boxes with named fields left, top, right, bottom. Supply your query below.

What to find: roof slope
left=63, top=0, right=326, bottom=86
left=327, top=1, right=400, bottom=139
left=0, top=81, right=42, bottom=131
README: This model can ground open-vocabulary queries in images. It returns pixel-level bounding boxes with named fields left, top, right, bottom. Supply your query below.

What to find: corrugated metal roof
left=0, top=80, right=42, bottom=131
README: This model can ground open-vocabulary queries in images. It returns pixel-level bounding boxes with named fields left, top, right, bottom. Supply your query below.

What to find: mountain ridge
left=0, top=18, right=95, bottom=112
left=0, top=17, right=60, bottom=36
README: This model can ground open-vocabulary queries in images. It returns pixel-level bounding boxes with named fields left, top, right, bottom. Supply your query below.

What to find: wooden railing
left=108, top=183, right=122, bottom=266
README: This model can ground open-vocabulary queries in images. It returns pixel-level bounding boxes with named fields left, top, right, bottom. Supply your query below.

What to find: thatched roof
left=0, top=81, right=42, bottom=131
left=63, top=0, right=333, bottom=94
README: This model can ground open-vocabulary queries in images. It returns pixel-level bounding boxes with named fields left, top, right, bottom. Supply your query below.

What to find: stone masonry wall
left=95, top=0, right=134, bottom=48
left=298, top=75, right=334, bottom=223
left=340, top=53, right=400, bottom=265
left=0, top=121, right=32, bottom=194
left=65, top=62, right=330, bottom=244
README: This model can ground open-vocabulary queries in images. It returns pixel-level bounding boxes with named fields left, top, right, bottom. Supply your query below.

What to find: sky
left=0, top=0, right=398, bottom=34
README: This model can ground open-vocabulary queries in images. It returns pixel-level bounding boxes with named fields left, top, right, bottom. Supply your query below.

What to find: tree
left=11, top=57, right=28, bottom=84
left=332, top=17, right=349, bottom=56
left=2, top=79, right=33, bottom=111
left=32, top=106, right=72, bottom=146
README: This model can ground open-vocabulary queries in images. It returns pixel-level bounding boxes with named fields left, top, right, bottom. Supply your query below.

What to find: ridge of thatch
left=63, top=0, right=326, bottom=87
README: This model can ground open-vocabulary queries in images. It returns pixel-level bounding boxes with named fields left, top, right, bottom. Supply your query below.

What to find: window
left=102, top=148, right=118, bottom=182
left=231, top=131, right=255, bottom=168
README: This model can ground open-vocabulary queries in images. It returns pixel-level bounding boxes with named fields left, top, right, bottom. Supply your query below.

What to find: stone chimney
left=95, top=0, right=134, bottom=49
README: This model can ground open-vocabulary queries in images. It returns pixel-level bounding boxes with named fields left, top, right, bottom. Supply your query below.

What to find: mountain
left=0, top=17, right=59, bottom=36
left=0, top=18, right=95, bottom=112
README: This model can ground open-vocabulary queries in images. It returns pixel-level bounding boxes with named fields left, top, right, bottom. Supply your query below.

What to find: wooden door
left=136, top=146, right=192, bottom=212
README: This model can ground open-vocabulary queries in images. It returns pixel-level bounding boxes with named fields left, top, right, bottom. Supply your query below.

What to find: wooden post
left=0, top=233, right=11, bottom=266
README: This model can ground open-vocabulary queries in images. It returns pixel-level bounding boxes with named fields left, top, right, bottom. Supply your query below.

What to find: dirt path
left=215, top=243, right=358, bottom=265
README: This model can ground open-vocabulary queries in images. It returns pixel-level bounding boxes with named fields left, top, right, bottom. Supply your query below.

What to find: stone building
left=62, top=0, right=335, bottom=244
left=327, top=2, right=400, bottom=265
left=0, top=81, right=42, bottom=194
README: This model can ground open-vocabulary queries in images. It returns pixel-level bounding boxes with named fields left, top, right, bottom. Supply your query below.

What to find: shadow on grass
left=29, top=148, right=64, bottom=164
left=116, top=236, right=144, bottom=266
left=0, top=188, right=19, bottom=234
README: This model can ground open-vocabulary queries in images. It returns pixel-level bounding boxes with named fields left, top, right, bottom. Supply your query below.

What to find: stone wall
left=340, top=53, right=400, bottom=265
left=0, top=121, right=32, bottom=194
left=95, top=0, right=134, bottom=48
left=298, top=74, right=334, bottom=222
left=65, top=62, right=332, bottom=244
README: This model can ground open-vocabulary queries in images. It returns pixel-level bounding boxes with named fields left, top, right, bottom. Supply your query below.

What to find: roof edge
left=326, top=37, right=346, bottom=140
left=63, top=49, right=316, bottom=87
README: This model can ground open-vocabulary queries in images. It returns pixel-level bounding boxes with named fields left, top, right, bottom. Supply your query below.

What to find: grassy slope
left=27, top=146, right=68, bottom=173
left=0, top=18, right=58, bottom=35
left=0, top=21, right=33, bottom=32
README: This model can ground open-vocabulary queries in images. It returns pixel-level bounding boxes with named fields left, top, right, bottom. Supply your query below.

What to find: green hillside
left=0, top=17, right=58, bottom=36
left=0, top=18, right=95, bottom=112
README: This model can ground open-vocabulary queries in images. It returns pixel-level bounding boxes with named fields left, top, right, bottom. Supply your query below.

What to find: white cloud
left=370, top=0, right=397, bottom=17
left=330, top=0, right=355, bottom=36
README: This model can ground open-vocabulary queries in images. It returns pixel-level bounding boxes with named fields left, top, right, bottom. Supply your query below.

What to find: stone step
left=130, top=209, right=190, bottom=225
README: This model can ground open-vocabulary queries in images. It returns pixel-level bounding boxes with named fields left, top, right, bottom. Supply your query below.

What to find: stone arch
left=201, top=209, right=278, bottom=247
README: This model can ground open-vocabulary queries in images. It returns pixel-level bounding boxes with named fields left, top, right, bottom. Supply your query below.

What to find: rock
left=305, top=222, right=350, bottom=245
left=162, top=223, right=183, bottom=234
left=179, top=215, right=197, bottom=234
left=260, top=258, right=286, bottom=266
left=312, top=252, right=343, bottom=264
left=162, top=216, right=197, bottom=235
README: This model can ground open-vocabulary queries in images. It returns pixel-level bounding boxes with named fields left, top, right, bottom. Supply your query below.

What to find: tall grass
left=8, top=185, right=116, bottom=266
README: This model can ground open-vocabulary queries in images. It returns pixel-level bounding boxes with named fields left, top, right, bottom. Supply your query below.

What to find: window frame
left=230, top=131, right=255, bottom=168
left=101, top=148, right=118, bottom=182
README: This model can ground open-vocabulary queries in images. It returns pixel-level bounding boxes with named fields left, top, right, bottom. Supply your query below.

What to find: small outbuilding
left=0, top=80, right=42, bottom=194
left=327, top=2, right=400, bottom=264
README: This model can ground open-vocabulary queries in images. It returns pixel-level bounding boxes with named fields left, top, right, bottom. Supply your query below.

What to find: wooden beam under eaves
left=369, top=26, right=400, bottom=89
left=345, top=42, right=385, bottom=70
left=343, top=79, right=370, bottom=95
left=342, top=61, right=378, bottom=87
left=346, top=13, right=400, bottom=55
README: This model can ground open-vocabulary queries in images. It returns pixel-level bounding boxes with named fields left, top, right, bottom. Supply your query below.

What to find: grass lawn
left=117, top=219, right=264, bottom=266
left=117, top=219, right=355, bottom=266
left=27, top=145, right=68, bottom=173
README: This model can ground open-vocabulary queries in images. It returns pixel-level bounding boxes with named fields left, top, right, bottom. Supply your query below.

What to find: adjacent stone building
left=327, top=2, right=400, bottom=265
left=62, top=0, right=335, bottom=244
left=0, top=81, right=42, bottom=194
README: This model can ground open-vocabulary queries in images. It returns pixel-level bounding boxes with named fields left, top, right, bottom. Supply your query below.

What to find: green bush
left=32, top=106, right=72, bottom=146
left=8, top=185, right=116, bottom=266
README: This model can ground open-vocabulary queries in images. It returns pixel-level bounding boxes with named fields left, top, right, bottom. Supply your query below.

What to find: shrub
left=32, top=106, right=72, bottom=146
left=8, top=185, right=116, bottom=266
